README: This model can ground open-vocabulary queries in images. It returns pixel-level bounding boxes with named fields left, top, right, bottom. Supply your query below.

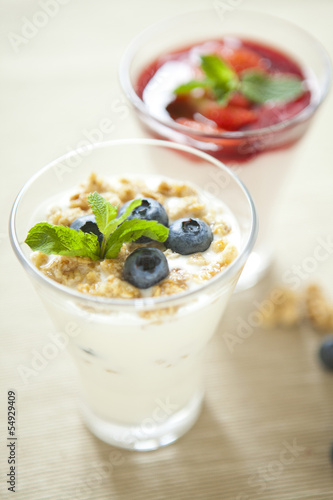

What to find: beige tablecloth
left=1, top=0, right=333, bottom=498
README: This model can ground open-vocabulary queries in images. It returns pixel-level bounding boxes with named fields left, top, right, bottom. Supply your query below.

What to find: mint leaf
left=173, top=54, right=238, bottom=105
left=87, top=193, right=144, bottom=258
left=105, top=220, right=169, bottom=259
left=200, top=55, right=238, bottom=89
left=173, top=53, right=304, bottom=108
left=196, top=55, right=239, bottom=104
left=240, top=71, right=304, bottom=103
left=99, top=198, right=143, bottom=257
left=87, top=192, right=117, bottom=238
left=174, top=80, right=210, bottom=95
left=25, top=222, right=100, bottom=260
left=113, top=198, right=142, bottom=228
left=213, top=87, right=235, bottom=106
left=26, top=196, right=169, bottom=262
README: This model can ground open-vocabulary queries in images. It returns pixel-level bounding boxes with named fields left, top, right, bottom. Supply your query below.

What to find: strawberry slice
left=176, top=117, right=220, bottom=133
left=217, top=48, right=266, bottom=74
left=198, top=101, right=258, bottom=131
left=228, top=92, right=251, bottom=108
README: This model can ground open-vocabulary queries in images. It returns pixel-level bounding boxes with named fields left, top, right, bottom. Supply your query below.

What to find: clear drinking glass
left=119, top=9, right=331, bottom=290
left=10, top=139, right=257, bottom=450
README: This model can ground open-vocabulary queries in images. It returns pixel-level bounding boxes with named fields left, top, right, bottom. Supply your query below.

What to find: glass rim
left=119, top=8, right=332, bottom=139
left=9, top=138, right=258, bottom=311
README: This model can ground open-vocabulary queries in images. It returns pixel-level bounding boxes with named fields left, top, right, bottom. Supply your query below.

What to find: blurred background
left=1, top=1, right=333, bottom=499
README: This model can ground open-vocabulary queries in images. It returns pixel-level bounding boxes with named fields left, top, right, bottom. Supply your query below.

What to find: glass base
left=236, top=250, right=273, bottom=292
left=80, top=391, right=204, bottom=451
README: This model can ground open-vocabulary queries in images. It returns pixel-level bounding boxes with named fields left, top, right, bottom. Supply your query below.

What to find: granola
left=305, top=284, right=333, bottom=331
left=259, top=283, right=333, bottom=332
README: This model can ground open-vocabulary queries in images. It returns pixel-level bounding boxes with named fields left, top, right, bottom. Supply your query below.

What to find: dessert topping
left=123, top=247, right=169, bottom=289
left=25, top=192, right=169, bottom=260
left=166, top=218, right=213, bottom=255
left=118, top=197, right=169, bottom=243
left=174, top=54, right=304, bottom=106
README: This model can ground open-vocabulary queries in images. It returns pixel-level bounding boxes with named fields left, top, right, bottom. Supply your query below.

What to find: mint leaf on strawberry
left=201, top=54, right=239, bottom=103
left=173, top=53, right=304, bottom=106
left=174, top=80, right=211, bottom=95
left=25, top=193, right=169, bottom=260
left=240, top=70, right=304, bottom=103
left=174, top=54, right=238, bottom=105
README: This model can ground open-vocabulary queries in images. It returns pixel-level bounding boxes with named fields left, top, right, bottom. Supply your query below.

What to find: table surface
left=1, top=0, right=333, bottom=499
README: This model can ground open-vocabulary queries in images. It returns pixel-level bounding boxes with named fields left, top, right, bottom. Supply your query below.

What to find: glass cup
left=119, top=9, right=331, bottom=290
left=10, top=139, right=257, bottom=450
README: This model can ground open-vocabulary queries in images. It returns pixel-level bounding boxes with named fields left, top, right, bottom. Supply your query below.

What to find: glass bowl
left=119, top=9, right=331, bottom=289
left=10, top=138, right=257, bottom=450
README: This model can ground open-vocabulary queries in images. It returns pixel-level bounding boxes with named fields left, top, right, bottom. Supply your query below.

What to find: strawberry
left=228, top=92, right=251, bottom=108
left=176, top=117, right=220, bottom=133
left=198, top=101, right=258, bottom=131
left=218, top=48, right=266, bottom=74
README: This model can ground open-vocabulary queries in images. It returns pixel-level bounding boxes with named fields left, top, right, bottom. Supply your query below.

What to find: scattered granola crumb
left=48, top=206, right=87, bottom=226
left=164, top=248, right=181, bottom=260
left=260, top=287, right=303, bottom=328
left=39, top=255, right=98, bottom=287
left=100, top=246, right=131, bottom=280
left=69, top=192, right=91, bottom=211
left=152, top=268, right=190, bottom=297
left=31, top=251, right=49, bottom=268
left=82, top=275, right=141, bottom=299
left=86, top=271, right=100, bottom=285
left=187, top=253, right=208, bottom=266
left=168, top=196, right=206, bottom=219
left=157, top=180, right=197, bottom=198
left=213, top=221, right=231, bottom=236
left=140, top=189, right=165, bottom=205
left=81, top=172, right=112, bottom=194
left=212, top=239, right=227, bottom=253
left=193, top=244, right=238, bottom=283
left=217, top=244, right=238, bottom=267
left=305, top=284, right=333, bottom=331
left=259, top=283, right=333, bottom=332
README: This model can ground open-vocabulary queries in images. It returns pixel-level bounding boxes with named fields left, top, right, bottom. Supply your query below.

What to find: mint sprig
left=25, top=193, right=169, bottom=260
left=175, top=55, right=238, bottom=105
left=25, top=223, right=101, bottom=260
left=240, top=70, right=304, bottom=104
left=105, top=219, right=169, bottom=259
left=174, top=54, right=304, bottom=105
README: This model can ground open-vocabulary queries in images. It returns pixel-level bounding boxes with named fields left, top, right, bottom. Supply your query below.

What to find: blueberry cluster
left=70, top=198, right=213, bottom=289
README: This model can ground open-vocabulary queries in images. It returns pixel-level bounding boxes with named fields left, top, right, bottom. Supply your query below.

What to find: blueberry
left=123, top=247, right=169, bottom=289
left=319, top=336, right=333, bottom=370
left=166, top=218, right=213, bottom=255
left=70, top=215, right=103, bottom=244
left=118, top=198, right=169, bottom=243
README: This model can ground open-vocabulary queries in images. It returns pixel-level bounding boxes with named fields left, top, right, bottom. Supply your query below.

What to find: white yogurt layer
left=31, top=174, right=242, bottom=430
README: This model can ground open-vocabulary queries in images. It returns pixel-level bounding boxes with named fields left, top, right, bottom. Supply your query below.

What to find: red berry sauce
left=135, top=38, right=312, bottom=162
